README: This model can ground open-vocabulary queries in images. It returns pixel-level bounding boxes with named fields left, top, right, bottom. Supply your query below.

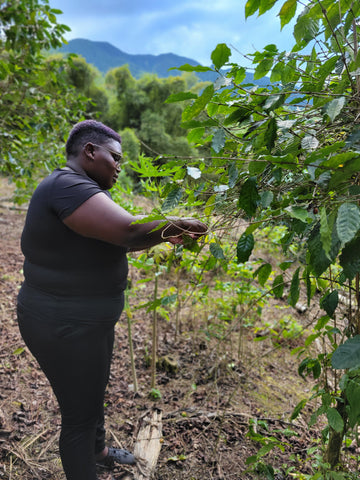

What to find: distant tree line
left=0, top=0, right=209, bottom=200
left=56, top=55, right=210, bottom=165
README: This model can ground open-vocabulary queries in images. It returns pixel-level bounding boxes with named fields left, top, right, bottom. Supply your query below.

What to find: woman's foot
left=96, top=446, right=136, bottom=469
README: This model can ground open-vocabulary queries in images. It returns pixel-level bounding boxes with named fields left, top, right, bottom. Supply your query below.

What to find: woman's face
left=88, top=139, right=122, bottom=190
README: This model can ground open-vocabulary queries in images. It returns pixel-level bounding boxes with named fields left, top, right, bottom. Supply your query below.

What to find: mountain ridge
left=55, top=38, right=268, bottom=85
left=56, top=38, right=211, bottom=79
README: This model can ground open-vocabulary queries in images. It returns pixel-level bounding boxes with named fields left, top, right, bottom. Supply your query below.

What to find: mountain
left=55, top=38, right=269, bottom=86
left=56, top=38, right=214, bottom=79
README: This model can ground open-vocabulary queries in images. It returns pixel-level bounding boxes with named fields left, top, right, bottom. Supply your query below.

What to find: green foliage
left=236, top=233, right=255, bottom=263
left=122, top=0, right=360, bottom=474
left=332, top=336, right=360, bottom=370
left=255, top=314, right=303, bottom=345
left=61, top=55, right=109, bottom=116
left=245, top=418, right=290, bottom=478
left=4, top=0, right=360, bottom=474
left=149, top=388, right=162, bottom=400
left=0, top=0, right=88, bottom=199
left=103, top=67, right=203, bottom=159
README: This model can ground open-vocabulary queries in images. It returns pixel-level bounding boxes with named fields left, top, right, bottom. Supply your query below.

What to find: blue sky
left=48, top=0, right=296, bottom=68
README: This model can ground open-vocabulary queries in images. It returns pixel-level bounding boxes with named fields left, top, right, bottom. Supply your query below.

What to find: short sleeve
left=50, top=170, right=109, bottom=220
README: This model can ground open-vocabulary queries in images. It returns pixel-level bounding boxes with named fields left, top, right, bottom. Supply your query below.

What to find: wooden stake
left=133, top=409, right=163, bottom=480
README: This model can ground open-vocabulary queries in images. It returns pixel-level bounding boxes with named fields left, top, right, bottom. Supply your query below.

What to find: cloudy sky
left=48, top=0, right=295, bottom=68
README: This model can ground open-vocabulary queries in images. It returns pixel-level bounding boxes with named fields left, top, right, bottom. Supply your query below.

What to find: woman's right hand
left=167, top=219, right=208, bottom=245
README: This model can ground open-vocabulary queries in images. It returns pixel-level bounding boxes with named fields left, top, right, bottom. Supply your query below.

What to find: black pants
left=17, top=283, right=124, bottom=480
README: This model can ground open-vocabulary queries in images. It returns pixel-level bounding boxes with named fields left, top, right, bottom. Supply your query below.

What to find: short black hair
left=65, top=120, right=122, bottom=157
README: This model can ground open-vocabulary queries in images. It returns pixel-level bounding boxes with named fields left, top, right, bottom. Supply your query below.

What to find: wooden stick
left=134, top=408, right=163, bottom=480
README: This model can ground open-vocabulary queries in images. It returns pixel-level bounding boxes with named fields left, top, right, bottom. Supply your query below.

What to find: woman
left=17, top=120, right=207, bottom=480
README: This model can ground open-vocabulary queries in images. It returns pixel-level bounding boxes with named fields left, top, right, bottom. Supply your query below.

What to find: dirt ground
left=0, top=179, right=319, bottom=480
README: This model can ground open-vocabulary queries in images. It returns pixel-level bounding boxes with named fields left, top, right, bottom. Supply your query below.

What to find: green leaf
left=294, top=10, right=319, bottom=45
left=298, top=357, right=321, bottom=379
left=259, top=0, right=277, bottom=16
left=254, top=58, right=274, bottom=80
left=320, top=290, right=338, bottom=318
left=223, top=106, right=252, bottom=126
left=346, top=379, right=360, bottom=427
left=272, top=274, right=284, bottom=299
left=327, top=408, right=344, bottom=433
left=308, top=224, right=340, bottom=276
left=305, top=333, right=320, bottom=347
left=212, top=128, right=226, bottom=153
left=336, top=203, right=360, bottom=245
left=182, top=84, right=214, bottom=122
left=236, top=233, right=254, bottom=263
left=210, top=242, right=225, bottom=259
left=161, top=294, right=178, bottom=306
left=245, top=455, right=258, bottom=465
left=317, top=56, right=339, bottom=85
left=320, top=207, right=332, bottom=259
left=264, top=94, right=285, bottom=111
left=265, top=117, right=278, bottom=152
left=161, top=187, right=183, bottom=212
left=301, top=135, right=319, bottom=152
left=321, top=151, right=358, bottom=169
left=204, top=194, right=216, bottom=216
left=279, top=0, right=297, bottom=29
left=257, top=443, right=278, bottom=457
left=211, top=43, right=231, bottom=70
left=169, top=64, right=213, bottom=73
left=281, top=61, right=298, bottom=83
left=260, top=191, right=273, bottom=208
left=228, top=162, right=239, bottom=188
left=254, top=263, right=272, bottom=286
left=345, top=127, right=360, bottom=150
left=285, top=206, right=309, bottom=223
left=270, top=61, right=284, bottom=82
left=314, top=315, right=330, bottom=331
left=187, top=127, right=205, bottom=144
left=279, top=261, right=293, bottom=271
left=323, top=96, right=346, bottom=122
left=288, top=267, right=300, bottom=307
left=234, top=67, right=247, bottom=84
left=261, top=153, right=296, bottom=168
left=165, top=91, right=198, bottom=103
left=238, top=177, right=260, bottom=216
left=133, top=215, right=166, bottom=225
left=245, top=0, right=261, bottom=18
left=332, top=336, right=360, bottom=369
left=182, top=236, right=201, bottom=252
left=13, top=347, right=25, bottom=355
left=291, top=399, right=307, bottom=420
left=167, top=454, right=187, bottom=462
left=340, top=235, right=360, bottom=280
left=248, top=161, right=267, bottom=175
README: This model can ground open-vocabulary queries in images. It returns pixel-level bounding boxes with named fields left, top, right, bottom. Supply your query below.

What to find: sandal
left=96, top=447, right=136, bottom=469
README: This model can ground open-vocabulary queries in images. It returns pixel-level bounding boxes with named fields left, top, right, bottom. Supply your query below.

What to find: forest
left=2, top=0, right=360, bottom=479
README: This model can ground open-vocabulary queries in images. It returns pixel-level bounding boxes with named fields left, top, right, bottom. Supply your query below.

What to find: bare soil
left=0, top=179, right=319, bottom=480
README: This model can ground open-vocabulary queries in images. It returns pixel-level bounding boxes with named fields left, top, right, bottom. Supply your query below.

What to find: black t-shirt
left=21, top=168, right=128, bottom=296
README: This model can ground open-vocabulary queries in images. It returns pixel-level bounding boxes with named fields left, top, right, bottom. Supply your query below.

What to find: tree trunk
left=324, top=394, right=347, bottom=468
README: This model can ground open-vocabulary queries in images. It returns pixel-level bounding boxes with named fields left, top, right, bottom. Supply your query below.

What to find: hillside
left=1, top=178, right=317, bottom=480
left=55, top=38, right=269, bottom=85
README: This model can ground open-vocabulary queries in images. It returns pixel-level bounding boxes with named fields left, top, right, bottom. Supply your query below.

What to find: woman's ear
left=83, top=142, right=96, bottom=161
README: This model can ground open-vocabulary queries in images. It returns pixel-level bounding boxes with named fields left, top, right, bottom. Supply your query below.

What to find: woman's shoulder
left=52, top=168, right=99, bottom=189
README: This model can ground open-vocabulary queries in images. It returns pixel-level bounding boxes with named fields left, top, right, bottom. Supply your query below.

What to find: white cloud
left=50, top=0, right=295, bottom=67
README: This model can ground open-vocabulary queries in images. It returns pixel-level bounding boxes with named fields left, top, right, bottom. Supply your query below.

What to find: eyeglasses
left=92, top=143, right=122, bottom=166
